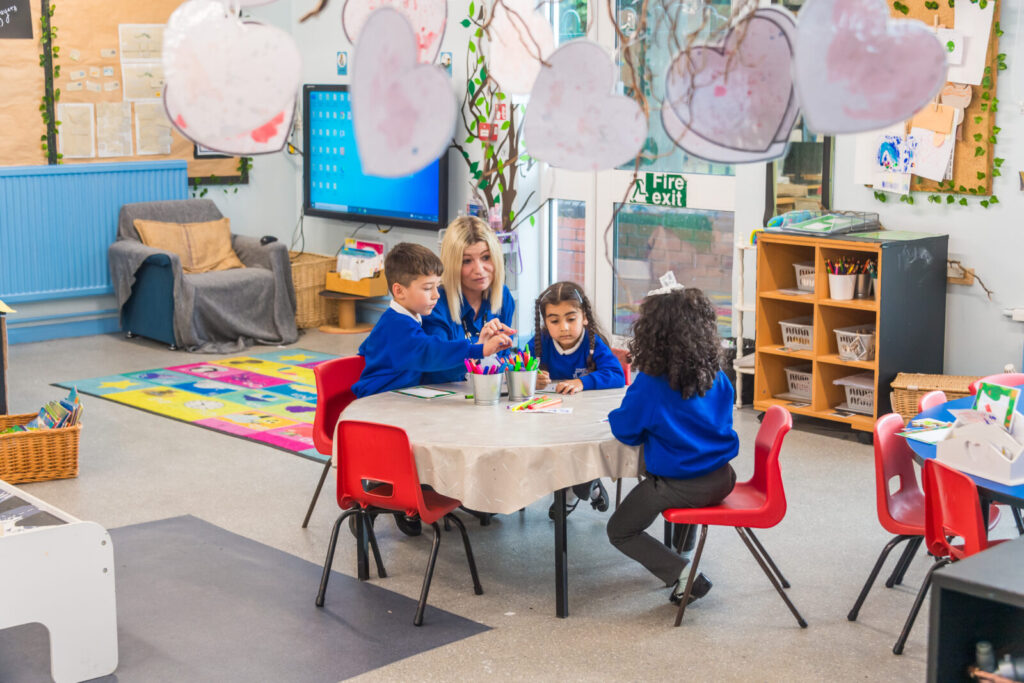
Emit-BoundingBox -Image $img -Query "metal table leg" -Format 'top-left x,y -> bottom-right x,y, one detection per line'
554,488 -> 568,618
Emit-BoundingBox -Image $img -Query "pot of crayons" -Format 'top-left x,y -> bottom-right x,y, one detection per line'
506,349 -> 540,401
465,359 -> 505,406
857,259 -> 876,299
826,257 -> 859,300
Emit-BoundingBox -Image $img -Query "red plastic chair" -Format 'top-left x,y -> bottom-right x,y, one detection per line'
969,372 -> 1024,395
611,347 -> 631,386
917,390 -> 947,412
661,405 -> 806,628
301,355 -> 365,528
893,459 -> 1006,654
315,420 -> 483,626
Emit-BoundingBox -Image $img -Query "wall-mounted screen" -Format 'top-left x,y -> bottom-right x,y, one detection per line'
302,83 -> 448,230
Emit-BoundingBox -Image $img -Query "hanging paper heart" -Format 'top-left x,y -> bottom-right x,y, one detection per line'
163,0 -> 301,152
793,0 -> 947,135
523,41 -> 647,172
343,0 -> 447,64
488,0 -> 555,94
662,6 -> 798,164
351,8 -> 456,177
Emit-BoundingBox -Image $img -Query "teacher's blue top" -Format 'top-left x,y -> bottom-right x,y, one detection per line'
421,284 -> 516,384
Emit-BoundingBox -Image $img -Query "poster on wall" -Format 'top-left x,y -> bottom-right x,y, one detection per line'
0,1 -> 33,39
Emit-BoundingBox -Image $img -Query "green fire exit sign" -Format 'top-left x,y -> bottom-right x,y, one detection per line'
630,173 -> 687,208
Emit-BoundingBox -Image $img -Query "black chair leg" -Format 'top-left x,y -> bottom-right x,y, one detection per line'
301,457 -> 333,528
316,509 -> 355,607
1013,506 -> 1024,536
674,524 -> 708,627
745,529 -> 790,589
847,534 -> 915,621
363,512 -> 387,579
736,527 -> 807,628
664,520 -> 673,547
615,478 -> 622,509
446,513 -> 484,595
414,521 -> 444,627
458,506 -> 494,526
886,536 -> 922,588
893,557 -> 951,655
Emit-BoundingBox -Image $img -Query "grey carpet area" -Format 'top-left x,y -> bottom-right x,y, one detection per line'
0,515 -> 489,683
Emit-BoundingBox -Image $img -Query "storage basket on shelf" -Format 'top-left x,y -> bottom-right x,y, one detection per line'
783,364 -> 812,401
0,414 -> 80,484
289,251 -> 338,329
833,373 -> 875,415
889,373 -> 981,422
779,316 -> 814,351
792,263 -> 815,292
835,324 -> 875,362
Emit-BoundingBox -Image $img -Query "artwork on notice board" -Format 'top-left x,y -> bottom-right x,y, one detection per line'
351,9 -> 455,177
343,0 -> 447,63
947,0 -> 994,86
194,144 -> 230,159
523,40 -> 647,172
336,50 -> 348,76
440,51 -> 452,76
661,7 -> 798,164
0,1 -> 33,40
487,0 -> 554,94
793,0 -> 947,135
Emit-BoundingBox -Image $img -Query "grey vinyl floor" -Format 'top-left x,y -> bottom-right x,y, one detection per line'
7,330 -> 1016,681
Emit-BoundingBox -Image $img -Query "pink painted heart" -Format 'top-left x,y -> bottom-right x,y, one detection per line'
794,0 -> 948,135
351,8 -> 456,177
523,41 -> 647,172
164,0 -> 301,149
488,0 -> 554,94
663,7 -> 798,162
344,0 -> 447,64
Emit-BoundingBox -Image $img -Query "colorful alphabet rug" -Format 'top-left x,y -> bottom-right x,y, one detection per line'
57,349 -> 338,463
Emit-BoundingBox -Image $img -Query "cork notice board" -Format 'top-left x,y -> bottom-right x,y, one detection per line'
0,1 -> 47,167
888,1 -> 1000,197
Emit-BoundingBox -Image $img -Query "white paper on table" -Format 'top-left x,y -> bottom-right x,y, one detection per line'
908,126 -> 955,182
903,427 -> 953,444
947,0 -> 994,85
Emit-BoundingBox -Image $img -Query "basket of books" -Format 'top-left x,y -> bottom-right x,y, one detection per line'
889,373 -> 981,423
0,389 -> 83,484
290,251 -> 337,329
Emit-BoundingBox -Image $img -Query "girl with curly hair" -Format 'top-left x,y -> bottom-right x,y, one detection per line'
607,286 -> 739,605
526,281 -> 625,517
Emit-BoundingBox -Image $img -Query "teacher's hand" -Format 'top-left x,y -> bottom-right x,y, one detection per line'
482,318 -> 516,338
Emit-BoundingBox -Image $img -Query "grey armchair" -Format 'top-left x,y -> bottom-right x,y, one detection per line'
108,199 -> 298,353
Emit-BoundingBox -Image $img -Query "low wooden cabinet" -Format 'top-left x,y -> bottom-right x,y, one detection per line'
753,231 -> 948,433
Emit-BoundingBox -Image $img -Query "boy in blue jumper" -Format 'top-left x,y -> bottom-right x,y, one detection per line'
607,286 -> 739,605
352,243 -> 513,398
526,281 -> 624,517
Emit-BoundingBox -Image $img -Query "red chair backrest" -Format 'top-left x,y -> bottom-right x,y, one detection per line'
335,420 -> 432,521
611,347 -> 631,385
874,413 -> 925,534
312,356 -> 365,455
747,405 -> 792,523
923,459 -> 990,560
969,373 -> 1024,395
918,390 -> 947,413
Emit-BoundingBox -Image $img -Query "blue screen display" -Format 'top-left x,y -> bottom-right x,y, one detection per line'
305,89 -> 442,224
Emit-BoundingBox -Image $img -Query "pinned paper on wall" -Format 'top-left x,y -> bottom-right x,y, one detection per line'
793,0 -> 948,135
936,28 -> 964,66
910,102 -> 955,135
488,0 -> 555,94
163,0 -> 301,155
946,0 -> 994,86
661,6 -> 798,164
56,103 -> 95,159
876,133 -> 915,174
523,40 -> 647,171
907,126 -> 954,182
343,0 -> 447,63
351,8 -> 456,177
852,122 -> 912,195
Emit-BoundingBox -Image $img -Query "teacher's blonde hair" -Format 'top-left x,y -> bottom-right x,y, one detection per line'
440,216 -> 505,318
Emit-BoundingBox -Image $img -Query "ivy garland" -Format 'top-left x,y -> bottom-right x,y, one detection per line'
39,3 -> 61,163
190,156 -> 254,198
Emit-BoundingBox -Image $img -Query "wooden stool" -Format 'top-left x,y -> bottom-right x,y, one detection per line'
318,290 -> 373,334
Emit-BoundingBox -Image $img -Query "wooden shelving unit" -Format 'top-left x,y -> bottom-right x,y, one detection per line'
753,232 -> 948,433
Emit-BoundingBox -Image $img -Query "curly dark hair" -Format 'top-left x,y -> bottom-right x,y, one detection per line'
533,281 -> 608,373
627,287 -> 720,399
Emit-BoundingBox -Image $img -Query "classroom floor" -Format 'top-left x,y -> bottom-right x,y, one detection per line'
7,330 -> 1016,681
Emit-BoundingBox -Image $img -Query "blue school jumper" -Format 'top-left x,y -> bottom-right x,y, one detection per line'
353,307 -> 484,397
608,370 -> 739,479
527,331 -> 625,391
421,284 -> 516,384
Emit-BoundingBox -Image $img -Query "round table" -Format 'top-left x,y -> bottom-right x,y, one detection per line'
343,382 -> 641,617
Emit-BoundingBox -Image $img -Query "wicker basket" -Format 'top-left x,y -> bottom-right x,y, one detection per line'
890,373 -> 981,422
0,413 -> 81,483
290,251 -> 337,329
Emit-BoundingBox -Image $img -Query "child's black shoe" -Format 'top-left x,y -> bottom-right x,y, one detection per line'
548,497 -> 580,520
669,573 -> 712,605
589,480 -> 609,512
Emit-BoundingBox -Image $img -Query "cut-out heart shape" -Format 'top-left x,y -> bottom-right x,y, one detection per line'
351,8 -> 456,177
163,0 -> 301,152
523,41 -> 647,172
662,6 -> 798,164
793,0 -> 947,135
488,0 -> 555,94
343,0 -> 447,64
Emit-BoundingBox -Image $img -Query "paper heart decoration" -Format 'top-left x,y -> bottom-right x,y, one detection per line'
661,7 -> 798,164
343,0 -> 447,64
793,0 -> 947,135
163,0 -> 301,153
523,41 -> 647,172
351,8 -> 456,177
488,0 -> 555,94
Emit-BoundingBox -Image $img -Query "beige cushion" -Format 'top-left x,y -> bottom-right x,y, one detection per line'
134,217 -> 245,274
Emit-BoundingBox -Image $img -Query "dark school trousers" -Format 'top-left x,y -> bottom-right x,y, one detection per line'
607,463 -> 736,586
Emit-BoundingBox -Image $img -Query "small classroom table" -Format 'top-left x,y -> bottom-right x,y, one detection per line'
342,383 -> 641,618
